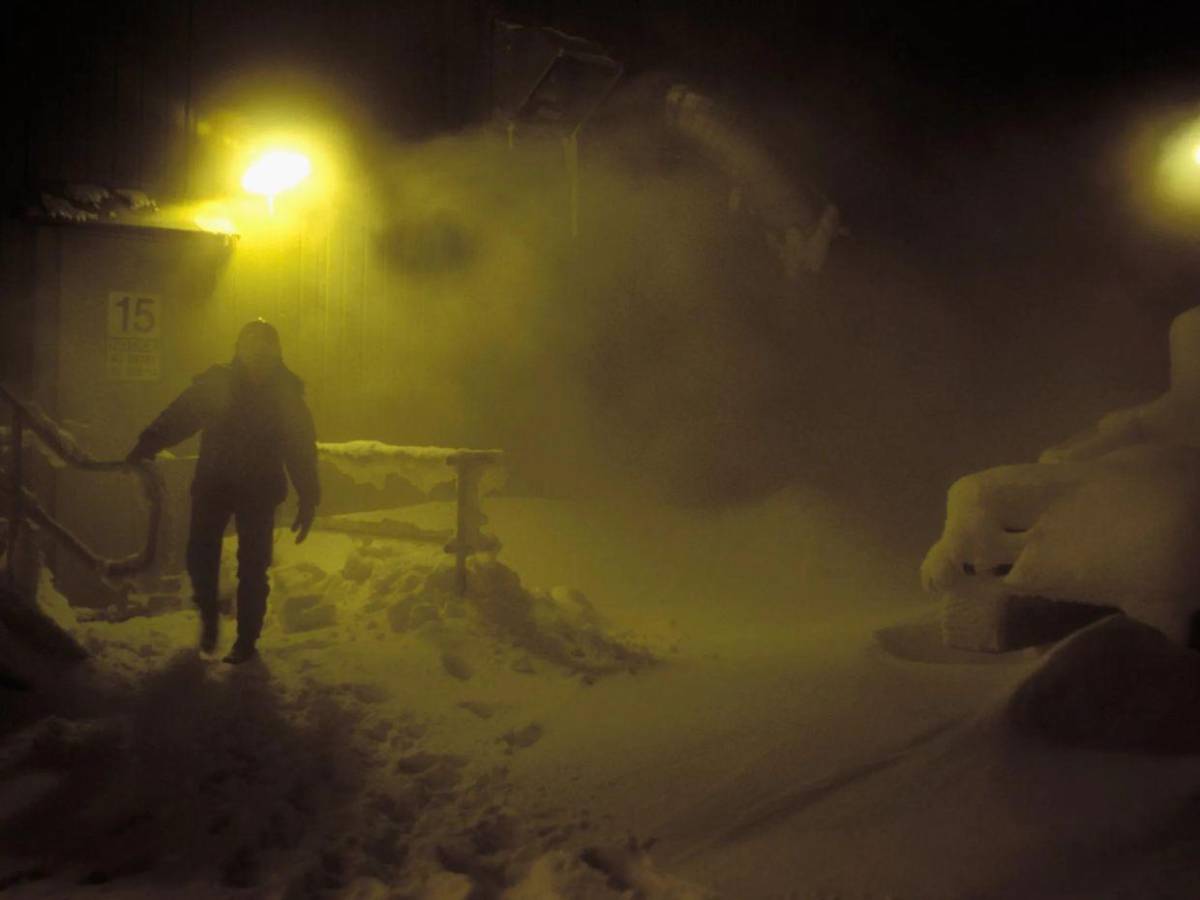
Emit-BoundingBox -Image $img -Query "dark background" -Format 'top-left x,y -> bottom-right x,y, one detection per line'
7,1 -> 1200,219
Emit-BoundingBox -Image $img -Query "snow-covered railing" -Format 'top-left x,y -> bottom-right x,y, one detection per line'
0,384 -> 164,586
318,441 -> 504,595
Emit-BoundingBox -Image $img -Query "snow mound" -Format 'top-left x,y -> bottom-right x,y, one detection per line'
1007,615 -> 1200,753
267,532 -> 658,680
380,559 -> 658,679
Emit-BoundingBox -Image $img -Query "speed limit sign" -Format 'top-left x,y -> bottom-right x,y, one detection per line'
107,292 -> 161,381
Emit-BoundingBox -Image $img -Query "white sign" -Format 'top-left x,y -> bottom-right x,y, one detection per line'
107,292 -> 161,381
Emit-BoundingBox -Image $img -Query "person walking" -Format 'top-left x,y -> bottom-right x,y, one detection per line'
127,319 -> 319,664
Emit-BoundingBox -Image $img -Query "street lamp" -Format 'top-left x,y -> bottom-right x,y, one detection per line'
241,150 -> 312,213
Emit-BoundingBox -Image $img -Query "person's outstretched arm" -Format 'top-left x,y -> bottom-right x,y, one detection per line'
283,392 -> 320,544
126,372 -> 218,462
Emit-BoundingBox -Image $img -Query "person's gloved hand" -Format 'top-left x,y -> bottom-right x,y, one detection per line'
291,503 -> 315,544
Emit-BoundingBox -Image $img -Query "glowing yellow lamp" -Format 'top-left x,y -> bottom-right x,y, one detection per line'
1153,116 -> 1200,216
241,150 -> 311,212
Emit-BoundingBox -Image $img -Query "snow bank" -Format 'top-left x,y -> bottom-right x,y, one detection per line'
428,561 -> 656,677
268,538 -> 657,680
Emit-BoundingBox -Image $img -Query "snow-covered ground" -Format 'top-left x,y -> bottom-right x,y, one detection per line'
4,489 -> 1200,898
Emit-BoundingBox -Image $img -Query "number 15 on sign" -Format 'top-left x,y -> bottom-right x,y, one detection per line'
108,292 -> 161,337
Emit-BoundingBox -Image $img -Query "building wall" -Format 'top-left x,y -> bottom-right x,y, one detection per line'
5,222 -> 232,599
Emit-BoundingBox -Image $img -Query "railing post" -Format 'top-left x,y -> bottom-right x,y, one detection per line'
444,451 -> 502,596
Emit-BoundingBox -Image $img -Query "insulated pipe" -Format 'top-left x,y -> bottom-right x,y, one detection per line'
664,83 -> 840,278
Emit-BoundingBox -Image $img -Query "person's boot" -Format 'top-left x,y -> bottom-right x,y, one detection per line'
198,602 -> 220,655
222,639 -> 258,665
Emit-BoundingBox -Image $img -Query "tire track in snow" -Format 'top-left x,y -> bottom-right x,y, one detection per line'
677,716 -> 962,859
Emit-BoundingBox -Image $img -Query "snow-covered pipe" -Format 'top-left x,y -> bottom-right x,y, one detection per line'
664,83 -> 840,278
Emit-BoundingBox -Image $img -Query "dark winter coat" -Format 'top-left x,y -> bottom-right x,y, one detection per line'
134,363 -> 320,508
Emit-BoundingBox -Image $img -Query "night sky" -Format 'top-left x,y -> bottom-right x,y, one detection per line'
482,2 -> 1200,302
9,1 -> 1200,237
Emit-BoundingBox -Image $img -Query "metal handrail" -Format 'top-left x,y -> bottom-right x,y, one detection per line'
1,383 -> 163,579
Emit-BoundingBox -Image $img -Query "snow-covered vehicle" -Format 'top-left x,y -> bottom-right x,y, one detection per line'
922,306 -> 1200,651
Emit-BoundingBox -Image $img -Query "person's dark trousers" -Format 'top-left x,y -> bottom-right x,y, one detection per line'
186,488 -> 277,647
